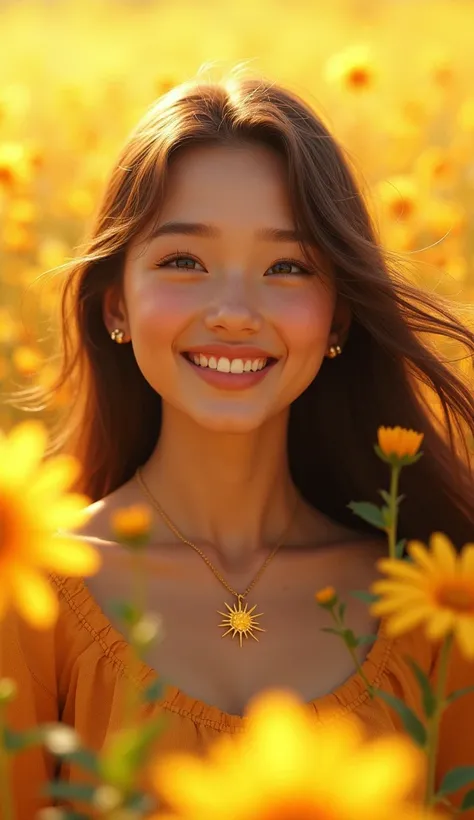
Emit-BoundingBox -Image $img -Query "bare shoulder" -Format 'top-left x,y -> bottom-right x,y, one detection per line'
65,481 -> 141,546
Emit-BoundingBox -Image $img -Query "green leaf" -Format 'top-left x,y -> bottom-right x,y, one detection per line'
347,502 -> 386,529
58,748 -> 101,775
437,766 -> 474,798
3,726 -> 44,753
461,789 -> 474,810
99,715 -> 169,789
446,685 -> 474,706
378,490 -> 391,505
374,689 -> 427,748
395,538 -> 407,559
107,598 -> 142,628
337,602 -> 346,622
350,590 -> 380,605
41,780 -> 96,802
355,633 -> 377,646
342,629 -> 358,649
321,627 -> 342,637
405,657 -> 437,719
143,678 -> 166,703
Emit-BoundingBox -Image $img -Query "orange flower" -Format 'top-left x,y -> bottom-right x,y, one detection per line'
110,503 -> 153,544
377,426 -> 424,460
315,586 -> 337,606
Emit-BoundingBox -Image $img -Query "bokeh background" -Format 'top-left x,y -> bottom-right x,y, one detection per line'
1,0 -> 473,435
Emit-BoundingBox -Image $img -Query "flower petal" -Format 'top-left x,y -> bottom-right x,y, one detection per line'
10,565 -> 59,628
430,532 -> 457,574
461,544 -> 474,576
0,422 -> 48,487
425,609 -> 455,641
376,558 -> 425,584
407,541 -> 438,574
454,616 -> 474,661
35,537 -> 102,576
384,606 -> 429,637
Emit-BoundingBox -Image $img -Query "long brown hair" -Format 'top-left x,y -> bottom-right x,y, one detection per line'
6,67 -> 474,548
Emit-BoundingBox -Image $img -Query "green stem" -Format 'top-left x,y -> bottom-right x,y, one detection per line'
388,465 -> 401,560
122,552 -> 146,730
0,629 -> 15,820
425,632 -> 453,807
333,611 -> 374,698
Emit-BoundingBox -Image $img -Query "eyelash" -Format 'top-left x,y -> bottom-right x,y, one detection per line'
154,249 -> 314,277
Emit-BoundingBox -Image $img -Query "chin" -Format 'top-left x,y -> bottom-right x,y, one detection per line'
186,406 -> 270,434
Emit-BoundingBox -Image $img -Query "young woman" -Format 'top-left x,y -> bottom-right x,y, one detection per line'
6,68 -> 474,817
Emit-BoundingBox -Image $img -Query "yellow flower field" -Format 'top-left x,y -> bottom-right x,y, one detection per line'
1,0 -> 474,433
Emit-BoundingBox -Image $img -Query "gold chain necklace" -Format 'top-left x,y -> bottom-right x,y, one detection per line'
134,467 -> 299,647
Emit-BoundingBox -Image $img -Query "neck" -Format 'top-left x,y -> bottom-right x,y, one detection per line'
137,403 -> 311,572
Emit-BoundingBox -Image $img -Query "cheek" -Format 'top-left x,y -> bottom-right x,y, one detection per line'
276,287 -> 334,358
128,283 -> 194,351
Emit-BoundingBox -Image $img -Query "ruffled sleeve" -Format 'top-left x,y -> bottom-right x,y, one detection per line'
434,639 -> 474,818
3,595 -> 60,819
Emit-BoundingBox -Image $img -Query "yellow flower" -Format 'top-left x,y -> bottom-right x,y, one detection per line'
149,689 -> 431,820
12,345 -> 43,376
377,176 -> 419,222
377,426 -> 424,460
0,421 -> 100,628
324,45 -> 376,92
315,586 -> 337,605
371,533 -> 474,659
110,503 -> 153,543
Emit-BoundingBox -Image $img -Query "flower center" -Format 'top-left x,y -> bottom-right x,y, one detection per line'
437,583 -> 474,613
259,800 -> 337,820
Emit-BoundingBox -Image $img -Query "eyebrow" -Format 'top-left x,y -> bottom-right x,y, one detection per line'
147,220 -> 313,244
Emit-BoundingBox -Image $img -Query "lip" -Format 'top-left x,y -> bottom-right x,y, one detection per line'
180,353 -> 279,391
183,344 -> 279,360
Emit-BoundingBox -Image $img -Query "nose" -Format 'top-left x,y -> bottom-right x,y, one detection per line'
204,274 -> 262,334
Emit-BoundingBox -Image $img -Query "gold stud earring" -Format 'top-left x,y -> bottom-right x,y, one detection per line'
327,344 -> 342,358
110,328 -> 126,344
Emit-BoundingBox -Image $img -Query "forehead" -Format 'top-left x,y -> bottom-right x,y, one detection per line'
159,142 -> 293,221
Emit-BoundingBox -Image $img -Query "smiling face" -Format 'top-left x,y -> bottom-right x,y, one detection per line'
104,141 -> 350,433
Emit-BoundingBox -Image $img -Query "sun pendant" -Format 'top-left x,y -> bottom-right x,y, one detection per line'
217,596 -> 265,647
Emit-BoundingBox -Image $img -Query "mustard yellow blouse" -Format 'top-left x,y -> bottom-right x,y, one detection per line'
4,572 -> 474,819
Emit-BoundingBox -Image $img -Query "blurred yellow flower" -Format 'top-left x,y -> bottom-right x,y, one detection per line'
377,176 -> 419,222
377,426 -> 424,460
424,200 -> 466,241
371,533 -> 474,659
2,223 -> 35,253
0,309 -> 20,345
150,689 -> 431,820
37,237 -> 70,271
415,147 -> 456,187
0,421 -> 100,628
12,345 -> 43,376
110,503 -> 153,543
457,98 -> 474,131
324,45 -> 376,92
7,197 -> 38,226
0,142 -> 32,189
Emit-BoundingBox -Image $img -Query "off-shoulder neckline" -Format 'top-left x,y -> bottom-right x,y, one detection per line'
50,572 -> 395,730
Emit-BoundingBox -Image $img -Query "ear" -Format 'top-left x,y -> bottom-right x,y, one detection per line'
328,294 -> 352,348
102,283 -> 130,339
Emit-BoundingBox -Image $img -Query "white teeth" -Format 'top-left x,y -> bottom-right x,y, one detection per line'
217,358 -> 231,373
188,354 -> 268,373
230,359 -> 244,374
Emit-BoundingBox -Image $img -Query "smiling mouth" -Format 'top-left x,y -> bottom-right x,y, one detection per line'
181,352 -> 278,376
